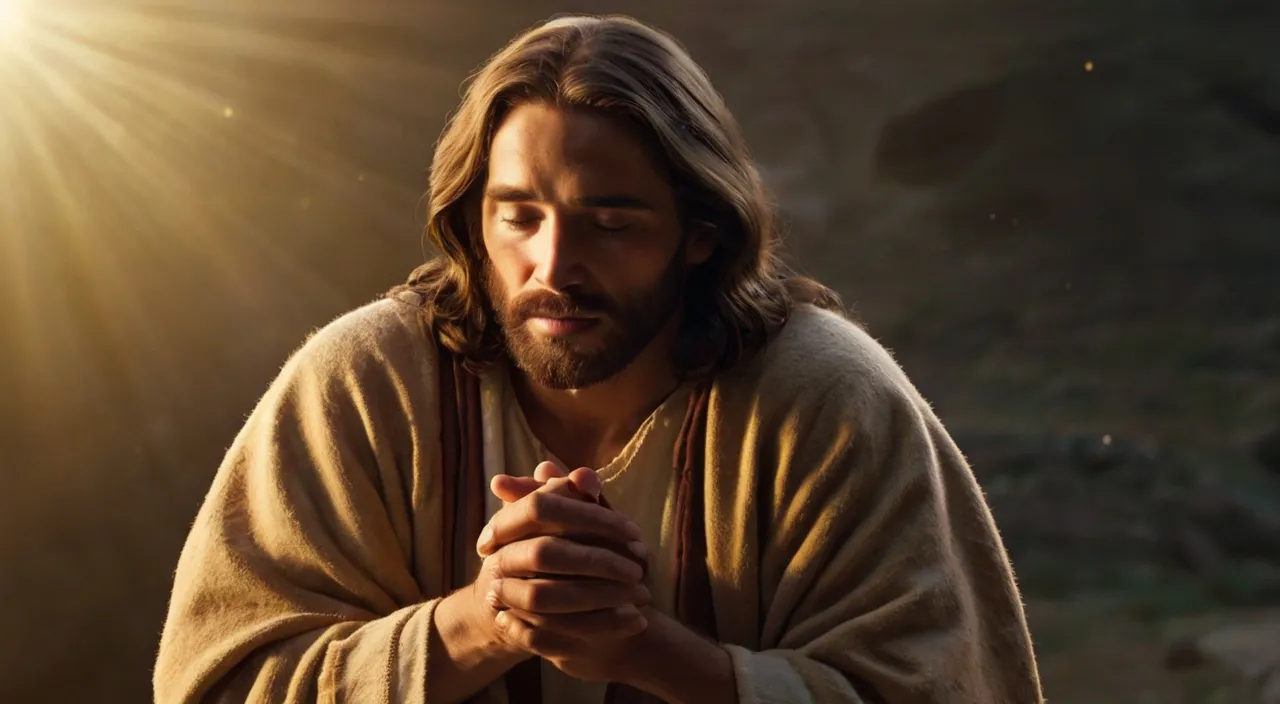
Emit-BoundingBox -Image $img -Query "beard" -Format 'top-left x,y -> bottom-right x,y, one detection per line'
483,250 -> 687,390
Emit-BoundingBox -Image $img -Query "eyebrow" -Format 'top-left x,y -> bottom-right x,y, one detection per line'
484,185 -> 655,211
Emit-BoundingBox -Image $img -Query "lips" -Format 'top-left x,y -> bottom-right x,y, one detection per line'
528,316 -> 600,337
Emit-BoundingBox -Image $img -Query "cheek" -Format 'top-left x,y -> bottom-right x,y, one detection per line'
483,230 -> 533,285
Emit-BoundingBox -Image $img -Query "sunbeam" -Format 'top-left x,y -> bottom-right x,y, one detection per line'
0,0 -> 26,38
0,2 -> 453,452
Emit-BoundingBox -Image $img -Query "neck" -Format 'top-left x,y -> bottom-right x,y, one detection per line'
509,319 -> 682,470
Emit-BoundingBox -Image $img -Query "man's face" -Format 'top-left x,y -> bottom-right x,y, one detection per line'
480,102 -> 710,390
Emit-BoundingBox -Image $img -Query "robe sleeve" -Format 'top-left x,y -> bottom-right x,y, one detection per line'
153,302 -> 448,704
720,318 -> 1043,703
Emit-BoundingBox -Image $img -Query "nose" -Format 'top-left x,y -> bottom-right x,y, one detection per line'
529,214 -> 586,291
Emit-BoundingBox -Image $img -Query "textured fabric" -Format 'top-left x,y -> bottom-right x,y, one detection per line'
153,293 -> 1044,703
438,351 -> 541,704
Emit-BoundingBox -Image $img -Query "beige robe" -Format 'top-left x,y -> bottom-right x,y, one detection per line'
153,296 -> 1044,703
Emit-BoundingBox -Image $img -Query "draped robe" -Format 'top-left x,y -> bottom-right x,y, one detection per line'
154,294 -> 1044,703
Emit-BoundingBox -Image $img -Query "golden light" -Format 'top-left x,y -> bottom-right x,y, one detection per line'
0,0 -> 26,39
0,3 -> 426,419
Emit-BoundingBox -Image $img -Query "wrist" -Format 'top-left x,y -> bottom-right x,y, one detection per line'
622,610 -> 737,704
436,584 -> 528,668
425,585 -> 531,704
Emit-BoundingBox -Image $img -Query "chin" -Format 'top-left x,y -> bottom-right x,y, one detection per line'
514,348 -> 631,391
529,332 -> 614,362
522,365 -> 614,391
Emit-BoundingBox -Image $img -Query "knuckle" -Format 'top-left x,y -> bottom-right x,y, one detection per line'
588,548 -> 613,576
526,628 -> 559,653
526,493 -> 554,523
601,551 -> 628,580
526,583 -> 551,611
609,607 -> 644,634
601,553 -> 633,583
488,551 -> 507,578
487,573 -> 507,598
623,615 -> 647,636
526,537 -> 554,568
600,513 -> 634,540
524,494 -> 544,522
496,613 -> 528,640
608,552 -> 639,582
575,544 -> 602,574
545,476 -> 574,494
510,625 -> 535,650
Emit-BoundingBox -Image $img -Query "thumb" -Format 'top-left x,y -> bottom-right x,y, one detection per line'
533,461 -> 567,483
490,461 -> 569,504
490,475 -> 544,504
567,467 -> 603,502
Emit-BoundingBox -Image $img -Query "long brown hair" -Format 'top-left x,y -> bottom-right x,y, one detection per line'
389,14 -> 844,377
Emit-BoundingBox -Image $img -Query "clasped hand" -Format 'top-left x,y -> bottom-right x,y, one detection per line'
470,462 -> 653,682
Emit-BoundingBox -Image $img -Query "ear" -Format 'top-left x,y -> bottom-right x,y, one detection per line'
683,220 -> 718,266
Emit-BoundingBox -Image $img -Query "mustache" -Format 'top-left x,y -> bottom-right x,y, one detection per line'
510,291 -> 614,321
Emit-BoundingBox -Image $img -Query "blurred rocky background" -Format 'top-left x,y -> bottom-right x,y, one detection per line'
1,0 -> 1278,701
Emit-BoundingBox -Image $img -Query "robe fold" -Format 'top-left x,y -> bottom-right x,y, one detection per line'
153,295 -> 1043,703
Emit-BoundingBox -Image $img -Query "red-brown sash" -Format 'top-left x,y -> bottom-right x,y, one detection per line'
437,345 -> 716,704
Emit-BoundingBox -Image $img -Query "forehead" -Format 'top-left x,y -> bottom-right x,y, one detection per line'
486,102 -> 672,198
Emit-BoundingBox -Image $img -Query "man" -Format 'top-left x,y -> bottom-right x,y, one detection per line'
155,14 -> 1043,704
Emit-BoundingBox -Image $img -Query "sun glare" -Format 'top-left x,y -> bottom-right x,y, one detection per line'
0,0 -> 25,39
1,3 -> 430,414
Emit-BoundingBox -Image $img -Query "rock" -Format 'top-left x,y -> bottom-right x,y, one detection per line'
957,431 -> 1280,601
1174,525 -> 1227,575
1254,427 -> 1280,474
1208,80 -> 1280,138
960,431 -> 1159,479
1186,483 -> 1280,560
873,82 -> 1008,187
1165,617 -> 1280,703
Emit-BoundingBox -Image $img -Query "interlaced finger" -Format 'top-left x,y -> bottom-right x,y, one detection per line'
478,483 -> 640,556
489,577 -> 650,614
494,535 -> 645,583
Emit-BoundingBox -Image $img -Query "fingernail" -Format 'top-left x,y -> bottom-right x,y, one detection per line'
624,521 -> 642,540
495,611 -> 511,628
627,541 -> 648,560
486,579 -> 503,609
476,526 -> 493,555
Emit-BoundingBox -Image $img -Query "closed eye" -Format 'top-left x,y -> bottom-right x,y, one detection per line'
500,215 -> 540,232
594,211 -> 633,233
595,221 -> 631,233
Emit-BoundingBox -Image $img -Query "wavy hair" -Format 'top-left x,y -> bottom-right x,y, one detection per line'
389,14 -> 844,377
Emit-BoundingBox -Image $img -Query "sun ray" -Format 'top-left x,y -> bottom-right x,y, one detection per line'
0,0 -> 26,39
1,1 -> 465,440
